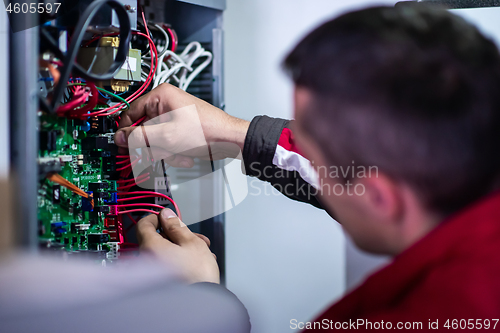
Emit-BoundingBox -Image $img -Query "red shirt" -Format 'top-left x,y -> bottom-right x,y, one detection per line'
304,191 -> 500,332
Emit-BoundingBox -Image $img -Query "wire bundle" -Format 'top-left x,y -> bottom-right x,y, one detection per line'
82,36 -> 158,118
56,80 -> 98,117
42,8 -> 184,248
50,0 -> 131,113
47,173 -> 94,208
148,40 -> 213,91
114,153 -> 182,219
117,191 -> 182,220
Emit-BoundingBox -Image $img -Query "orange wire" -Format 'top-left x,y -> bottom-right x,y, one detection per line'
47,173 -> 94,208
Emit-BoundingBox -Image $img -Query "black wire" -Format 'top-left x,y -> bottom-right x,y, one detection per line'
50,0 -> 132,113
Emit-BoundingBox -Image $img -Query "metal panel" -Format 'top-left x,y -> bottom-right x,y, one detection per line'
112,0 -> 138,30
206,27 -> 226,283
176,0 -> 226,11
212,28 -> 224,110
9,2 -> 39,250
165,1 -> 221,43
0,5 -> 9,178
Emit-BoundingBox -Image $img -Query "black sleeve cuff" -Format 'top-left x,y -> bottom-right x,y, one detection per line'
243,115 -> 290,177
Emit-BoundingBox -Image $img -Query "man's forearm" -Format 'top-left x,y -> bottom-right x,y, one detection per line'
225,116 -> 250,151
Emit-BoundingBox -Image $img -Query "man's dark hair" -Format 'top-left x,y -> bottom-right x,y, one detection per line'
284,5 -> 500,214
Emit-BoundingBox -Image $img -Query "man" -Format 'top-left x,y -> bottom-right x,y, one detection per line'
115,5 -> 500,331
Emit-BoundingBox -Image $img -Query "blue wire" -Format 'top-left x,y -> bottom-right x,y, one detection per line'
68,78 -> 86,82
98,90 -> 109,99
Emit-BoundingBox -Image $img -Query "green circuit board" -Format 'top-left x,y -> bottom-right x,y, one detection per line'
37,114 -> 121,259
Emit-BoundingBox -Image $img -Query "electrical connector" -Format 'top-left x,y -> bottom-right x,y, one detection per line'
106,192 -> 118,204
88,233 -> 110,244
108,205 -> 118,215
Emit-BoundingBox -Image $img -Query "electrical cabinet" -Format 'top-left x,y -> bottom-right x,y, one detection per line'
8,0 -> 227,279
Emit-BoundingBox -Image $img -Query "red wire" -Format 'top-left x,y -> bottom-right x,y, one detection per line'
116,173 -> 150,183
115,158 -> 139,171
115,164 -> 132,171
142,10 -> 151,39
74,14 -> 157,121
117,203 -> 165,210
57,86 -> 90,113
116,178 -> 146,185
115,161 -> 135,171
111,12 -> 161,244
126,213 -> 138,224
73,82 -> 98,117
118,209 -> 159,215
120,167 -> 133,180
131,115 -> 147,127
116,159 -> 132,165
56,81 -> 97,117
117,195 -> 160,201
117,176 -> 150,190
117,191 -> 172,199
117,191 -> 182,220
84,31 -> 158,118
166,27 -> 178,52
117,216 -> 125,243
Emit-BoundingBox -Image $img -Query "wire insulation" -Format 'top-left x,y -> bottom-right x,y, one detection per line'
51,0 -> 131,111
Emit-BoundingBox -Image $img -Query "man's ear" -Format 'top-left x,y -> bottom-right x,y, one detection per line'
355,173 -> 404,224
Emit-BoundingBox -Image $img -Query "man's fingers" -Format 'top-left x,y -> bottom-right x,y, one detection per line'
114,126 -> 135,148
159,208 -> 196,245
120,144 -> 195,169
119,91 -> 155,128
118,110 -> 139,128
146,147 -> 194,168
195,233 -> 211,247
117,146 -> 128,155
120,84 -> 175,128
162,153 -> 195,168
119,96 -> 147,128
114,122 -> 170,149
136,214 -> 161,245
114,125 -> 147,148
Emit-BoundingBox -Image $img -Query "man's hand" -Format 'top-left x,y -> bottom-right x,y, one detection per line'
137,208 -> 220,284
114,83 -> 249,167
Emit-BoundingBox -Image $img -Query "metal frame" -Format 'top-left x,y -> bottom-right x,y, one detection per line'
177,0 -> 226,11
9,1 -> 39,250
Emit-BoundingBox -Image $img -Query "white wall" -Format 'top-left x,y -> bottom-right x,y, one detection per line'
224,1 -> 396,332
452,7 -> 500,48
